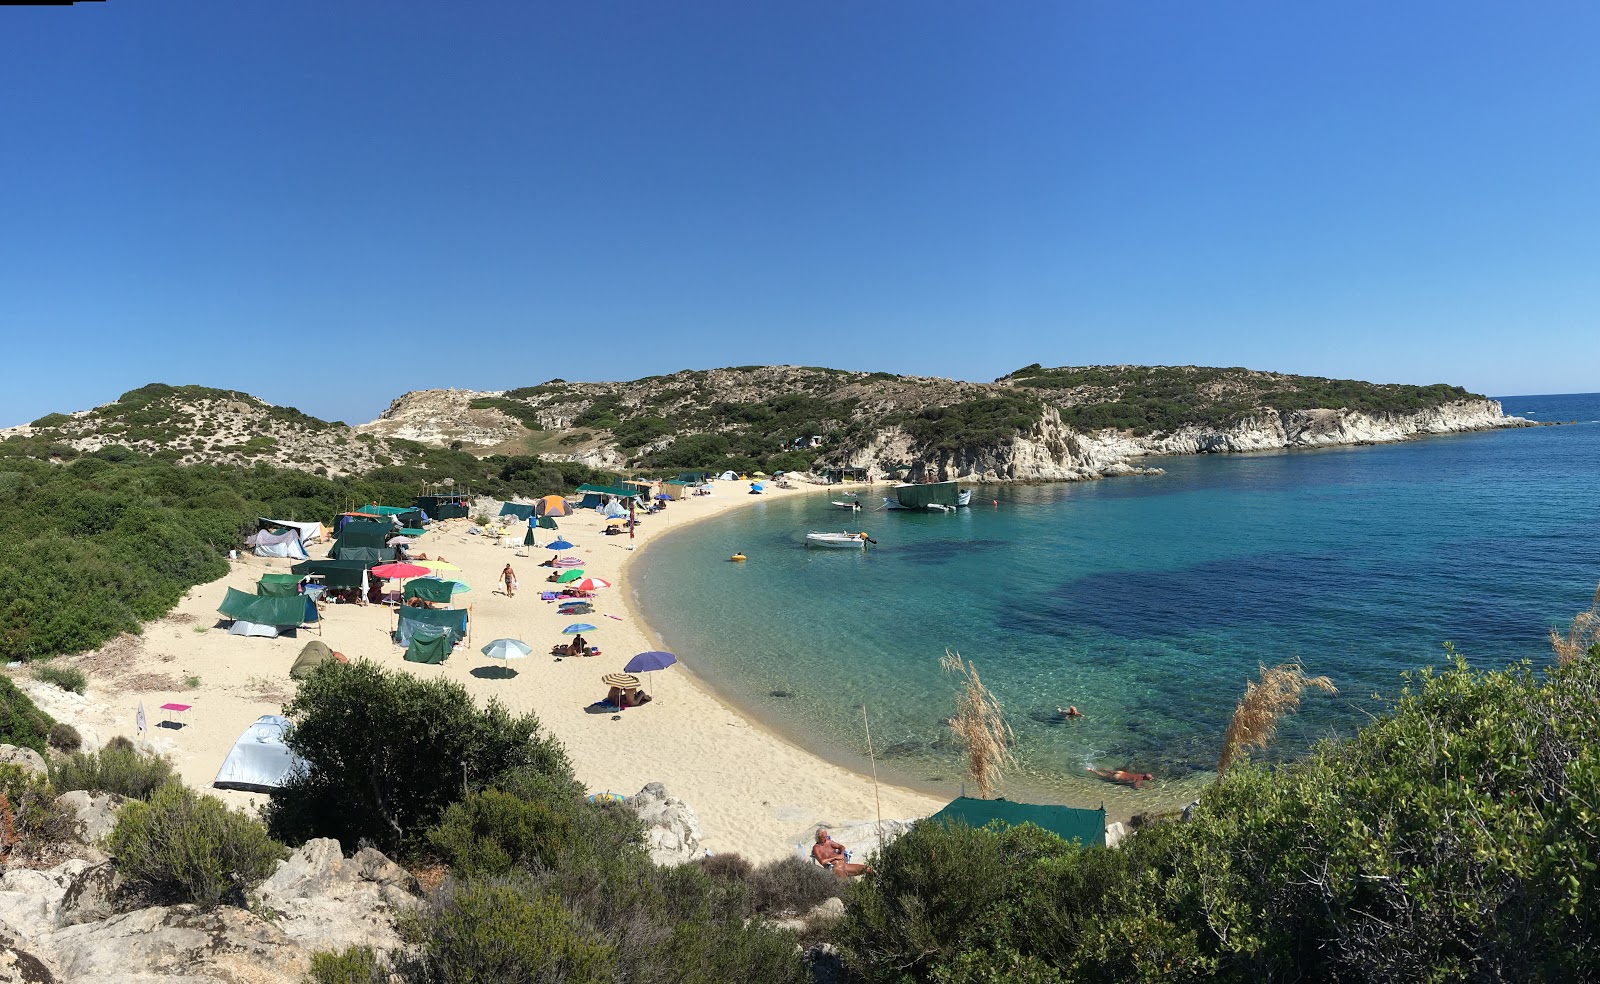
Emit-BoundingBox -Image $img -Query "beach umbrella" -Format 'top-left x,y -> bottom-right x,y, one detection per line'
481,638 -> 532,660
386,536 -> 412,546
563,623 -> 598,634
554,557 -> 584,567
555,569 -> 585,583
547,538 -> 575,550
602,672 -> 641,689
606,518 -> 626,525
654,492 -> 671,500
752,471 -> 767,477
624,651 -> 677,673
569,577 -> 611,591
413,559 -> 460,571
371,562 -> 430,580
441,580 -> 471,594
537,516 -> 559,530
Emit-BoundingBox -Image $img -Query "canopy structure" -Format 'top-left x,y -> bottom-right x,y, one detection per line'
396,607 -> 468,647
416,493 -> 470,520
576,483 -> 644,509
499,502 -> 537,521
331,520 -> 396,559
404,628 -> 451,664
330,545 -> 388,565
256,576 -> 300,597
218,588 -> 318,637
213,715 -> 307,792
927,797 -> 1106,848
291,558 -> 370,589
403,578 -> 459,604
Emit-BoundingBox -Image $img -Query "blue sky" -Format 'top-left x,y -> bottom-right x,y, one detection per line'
3,1 -> 1597,427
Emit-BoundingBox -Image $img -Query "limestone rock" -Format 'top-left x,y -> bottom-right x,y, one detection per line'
256,839 -> 418,956
0,861 -> 92,940
0,746 -> 45,777
54,792 -> 125,847
627,783 -> 704,866
54,862 -> 123,929
49,904 -> 310,984
0,927 -> 58,984
1104,821 -> 1128,850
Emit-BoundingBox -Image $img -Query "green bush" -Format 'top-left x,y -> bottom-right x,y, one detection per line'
32,663 -> 87,694
747,855 -> 843,917
50,741 -> 176,800
0,764 -> 76,859
394,875 -> 617,983
0,676 -> 54,754
427,787 -> 582,877
47,722 -> 81,753
107,782 -> 288,908
306,946 -> 387,984
266,661 -> 571,857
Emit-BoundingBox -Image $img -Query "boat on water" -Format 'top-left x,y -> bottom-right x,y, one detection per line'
805,531 -> 872,549
883,480 -> 972,511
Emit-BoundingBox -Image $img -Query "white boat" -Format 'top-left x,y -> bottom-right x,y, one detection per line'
806,531 -> 871,549
831,498 -> 864,510
957,489 -> 972,507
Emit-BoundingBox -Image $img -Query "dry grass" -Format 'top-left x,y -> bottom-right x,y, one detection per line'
1550,585 -> 1600,667
940,649 -> 1017,799
1217,659 -> 1337,775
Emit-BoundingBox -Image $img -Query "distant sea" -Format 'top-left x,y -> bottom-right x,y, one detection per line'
633,394 -> 1600,810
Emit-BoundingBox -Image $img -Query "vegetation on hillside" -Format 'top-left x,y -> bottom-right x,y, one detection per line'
1002,364 -> 1480,436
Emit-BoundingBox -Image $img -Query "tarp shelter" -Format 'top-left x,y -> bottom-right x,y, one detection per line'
256,576 -> 300,597
290,640 -> 337,679
246,527 -> 308,560
331,545 -> 388,565
213,715 -> 307,792
359,505 -> 422,527
662,482 -> 691,500
332,520 -> 394,555
403,578 -> 459,604
416,494 -> 470,520
576,483 -> 642,509
218,588 -> 318,638
499,502 -> 536,521
291,559 -> 369,590
404,628 -> 451,664
258,518 -> 325,545
927,797 -> 1106,848
533,495 -> 570,518
396,607 -> 468,647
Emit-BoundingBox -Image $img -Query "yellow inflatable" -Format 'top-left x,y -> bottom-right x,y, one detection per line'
730,553 -> 747,562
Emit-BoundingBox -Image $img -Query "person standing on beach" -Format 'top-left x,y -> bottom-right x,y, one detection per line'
502,563 -> 517,598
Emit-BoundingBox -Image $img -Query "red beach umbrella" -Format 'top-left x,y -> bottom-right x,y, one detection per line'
371,562 -> 430,580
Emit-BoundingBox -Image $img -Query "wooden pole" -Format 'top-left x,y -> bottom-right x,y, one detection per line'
863,704 -> 884,854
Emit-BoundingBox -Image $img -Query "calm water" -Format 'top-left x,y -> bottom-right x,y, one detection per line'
634,394 -> 1600,810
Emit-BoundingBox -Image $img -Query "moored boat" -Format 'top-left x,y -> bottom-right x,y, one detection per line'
884,480 -> 968,511
805,531 -> 872,548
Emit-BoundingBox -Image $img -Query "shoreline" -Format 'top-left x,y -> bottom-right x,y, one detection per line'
22,479 -> 947,863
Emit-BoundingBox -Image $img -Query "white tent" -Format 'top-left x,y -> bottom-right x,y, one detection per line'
247,528 -> 308,559
718,470 -> 738,481
260,518 -> 325,545
213,715 -> 306,792
227,620 -> 285,638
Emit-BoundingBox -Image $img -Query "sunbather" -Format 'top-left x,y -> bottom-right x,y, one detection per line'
1085,767 -> 1154,788
811,829 -> 872,879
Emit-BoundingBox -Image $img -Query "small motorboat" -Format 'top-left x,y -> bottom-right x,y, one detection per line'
806,531 -> 874,549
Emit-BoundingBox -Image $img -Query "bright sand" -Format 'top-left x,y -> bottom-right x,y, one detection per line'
37,480 -> 944,861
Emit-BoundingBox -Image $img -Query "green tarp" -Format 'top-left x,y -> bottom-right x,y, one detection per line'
416,495 -> 470,520
575,483 -> 643,498
336,520 -> 393,549
359,504 -> 410,515
499,503 -> 536,520
256,578 -> 299,597
330,545 -> 388,564
396,607 -> 468,647
291,559 -> 370,589
927,797 -> 1106,848
397,528 -> 426,537
258,573 -> 302,585
404,629 -> 450,664
403,579 -> 458,604
218,588 -> 317,627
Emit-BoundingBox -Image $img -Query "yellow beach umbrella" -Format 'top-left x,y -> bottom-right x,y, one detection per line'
413,560 -> 460,571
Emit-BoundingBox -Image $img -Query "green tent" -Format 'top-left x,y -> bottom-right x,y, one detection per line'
335,520 -> 393,549
256,577 -> 300,597
290,640 -> 337,679
927,797 -> 1107,848
330,545 -> 389,564
218,588 -> 317,628
259,573 -> 301,585
404,629 -> 450,664
403,579 -> 458,604
397,607 -> 468,647
292,559 -> 369,589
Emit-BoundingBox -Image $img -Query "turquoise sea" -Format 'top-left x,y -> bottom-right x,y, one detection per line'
633,394 -> 1600,812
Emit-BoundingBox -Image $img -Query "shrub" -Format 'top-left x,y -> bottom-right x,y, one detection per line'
50,742 -> 176,800
47,722 -> 81,753
747,855 -> 843,917
32,663 -> 87,694
393,875 -> 617,983
427,787 -> 582,877
0,764 -> 76,859
306,946 -> 387,984
266,661 -> 570,857
0,676 -> 54,755
108,782 -> 288,908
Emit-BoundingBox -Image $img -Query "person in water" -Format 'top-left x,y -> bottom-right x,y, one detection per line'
1058,705 -> 1083,719
1086,767 -> 1153,789
810,828 -> 872,879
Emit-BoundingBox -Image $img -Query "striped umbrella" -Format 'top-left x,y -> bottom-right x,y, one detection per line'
602,672 -> 641,689
569,577 -> 611,591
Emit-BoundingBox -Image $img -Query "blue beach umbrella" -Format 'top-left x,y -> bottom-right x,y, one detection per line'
442,580 -> 470,594
563,623 -> 598,634
547,538 -> 575,550
623,651 -> 677,673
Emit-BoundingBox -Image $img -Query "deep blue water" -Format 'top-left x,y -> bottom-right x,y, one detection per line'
633,394 -> 1600,809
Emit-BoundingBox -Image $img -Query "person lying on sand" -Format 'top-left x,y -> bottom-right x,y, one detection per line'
1085,767 -> 1153,789
605,686 -> 652,709
811,829 -> 872,879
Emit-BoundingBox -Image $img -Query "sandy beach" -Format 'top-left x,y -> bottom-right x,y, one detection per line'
23,479 -> 945,861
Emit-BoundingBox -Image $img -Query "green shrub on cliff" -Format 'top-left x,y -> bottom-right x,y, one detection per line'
0,677 -> 54,755
108,782 -> 287,908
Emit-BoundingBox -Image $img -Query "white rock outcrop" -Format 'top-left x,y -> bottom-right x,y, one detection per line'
627,782 -> 705,866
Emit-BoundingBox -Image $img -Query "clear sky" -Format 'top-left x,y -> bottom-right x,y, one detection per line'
3,1 -> 1597,427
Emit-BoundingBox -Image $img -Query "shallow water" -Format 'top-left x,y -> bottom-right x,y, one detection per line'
633,394 -> 1600,811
